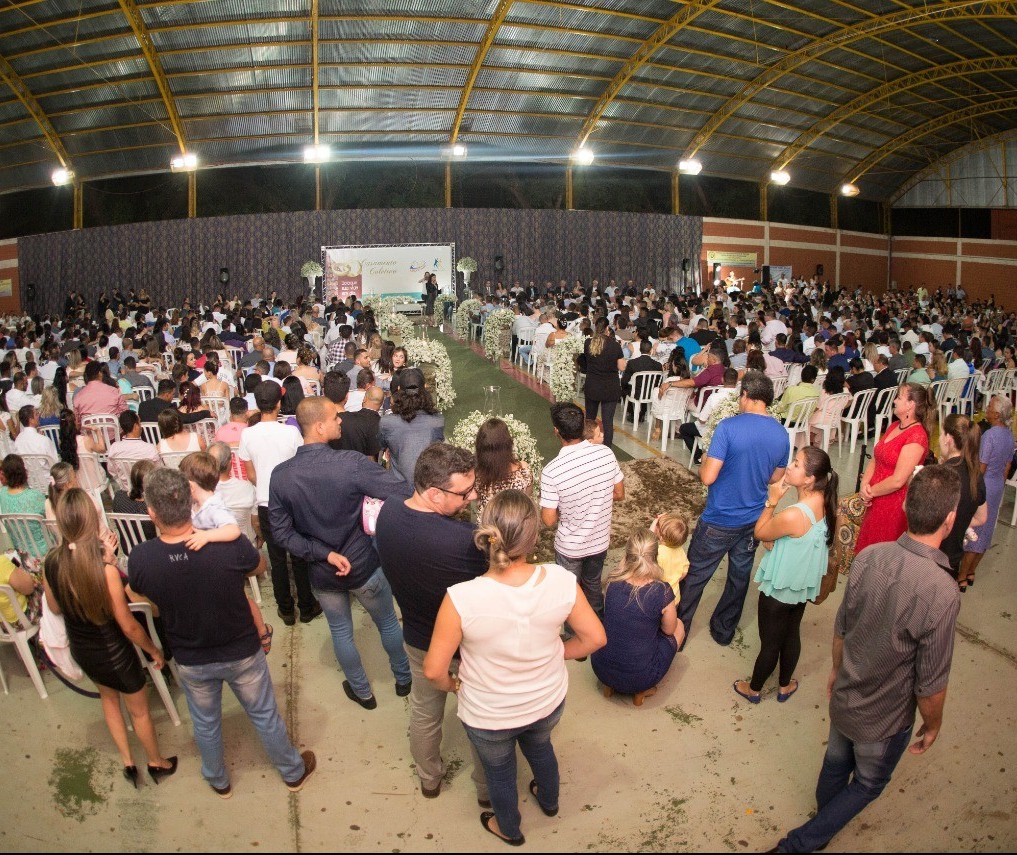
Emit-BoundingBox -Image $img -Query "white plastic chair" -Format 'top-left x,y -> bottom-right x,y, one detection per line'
514,328 -> 535,370
304,379 -> 321,396
839,388 -> 876,456
127,602 -> 180,726
1,513 -> 58,562
786,363 -> 804,387
108,513 -> 152,555
770,375 -> 789,401
622,371 -> 663,428
159,451 -> 190,470
81,414 -> 121,458
647,387 -> 694,452
135,386 -> 154,402
934,377 -> 967,423
784,398 -> 817,465
225,345 -> 245,371
871,386 -> 898,443
105,456 -> 136,493
141,422 -> 161,445
200,396 -> 229,427
20,454 -> 54,492
0,583 -> 47,699
812,393 -> 851,453
39,424 -> 61,453
895,368 -> 910,385
161,352 -> 174,371
186,418 -> 217,447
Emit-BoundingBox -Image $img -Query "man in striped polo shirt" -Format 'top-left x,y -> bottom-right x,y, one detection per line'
540,402 -> 624,622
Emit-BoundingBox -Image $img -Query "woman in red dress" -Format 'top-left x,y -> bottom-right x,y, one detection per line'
854,383 -> 932,554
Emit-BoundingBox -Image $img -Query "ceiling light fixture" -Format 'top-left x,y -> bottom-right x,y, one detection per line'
841,183 -> 860,197
51,168 -> 73,186
451,144 -> 467,158
170,152 -> 198,172
571,147 -> 595,166
303,144 -> 331,164
770,170 -> 791,186
678,159 -> 702,175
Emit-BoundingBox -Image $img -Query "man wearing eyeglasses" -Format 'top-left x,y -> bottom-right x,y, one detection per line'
375,443 -> 490,803
268,396 -> 413,710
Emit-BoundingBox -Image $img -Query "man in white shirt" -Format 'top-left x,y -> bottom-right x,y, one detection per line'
106,410 -> 162,490
12,406 -> 57,464
760,311 -> 788,352
5,373 -> 39,413
947,350 -> 971,380
238,382 -> 319,625
540,403 -> 624,628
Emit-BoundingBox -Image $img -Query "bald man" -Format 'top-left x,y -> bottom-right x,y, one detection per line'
336,385 -> 383,460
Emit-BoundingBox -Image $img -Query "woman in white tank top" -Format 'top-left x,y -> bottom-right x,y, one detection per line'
424,490 -> 605,846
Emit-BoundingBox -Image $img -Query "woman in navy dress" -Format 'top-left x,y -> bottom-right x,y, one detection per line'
592,529 -> 683,698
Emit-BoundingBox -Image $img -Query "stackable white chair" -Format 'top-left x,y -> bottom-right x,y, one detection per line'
127,602 -> 180,726
108,513 -> 152,555
786,363 -> 804,387
895,368 -> 910,385
838,388 -> 876,456
770,375 -> 789,401
622,371 -> 663,428
201,396 -> 229,427
304,379 -> 321,396
0,584 -> 47,699
134,386 -> 154,402
225,345 -> 245,371
19,454 -> 54,492
1,513 -> 58,562
871,385 -> 898,443
784,398 -> 818,465
81,414 -> 121,460
39,424 -> 61,453
812,393 -> 851,453
646,387 -> 694,453
186,418 -> 218,447
514,328 -> 535,370
141,422 -> 161,445
159,451 -> 190,470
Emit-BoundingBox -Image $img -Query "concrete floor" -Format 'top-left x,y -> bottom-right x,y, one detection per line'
4,431 -> 1017,852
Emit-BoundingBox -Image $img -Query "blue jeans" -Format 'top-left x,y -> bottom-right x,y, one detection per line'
779,723 -> 913,852
555,550 -> 606,616
313,567 -> 411,699
678,520 -> 758,647
176,651 -> 304,789
463,701 -> 566,840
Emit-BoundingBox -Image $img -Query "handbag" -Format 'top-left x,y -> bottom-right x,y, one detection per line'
40,597 -> 85,682
361,497 -> 384,536
827,492 -> 869,581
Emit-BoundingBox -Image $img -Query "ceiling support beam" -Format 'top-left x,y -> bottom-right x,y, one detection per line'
574,0 -> 724,150
685,0 -> 1017,162
0,52 -> 73,170
450,0 -> 513,145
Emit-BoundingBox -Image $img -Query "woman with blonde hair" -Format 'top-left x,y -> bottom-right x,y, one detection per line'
591,528 -> 681,704
424,490 -> 605,846
42,488 -> 177,787
38,386 -> 62,427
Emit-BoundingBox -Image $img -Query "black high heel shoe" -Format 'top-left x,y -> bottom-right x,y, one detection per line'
123,765 -> 139,789
147,756 -> 178,785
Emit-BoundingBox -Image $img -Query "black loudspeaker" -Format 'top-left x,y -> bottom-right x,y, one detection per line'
25,283 -> 36,302
816,264 -> 824,277
762,266 -> 771,287
682,258 -> 690,272
493,255 -> 504,273
219,267 -> 230,284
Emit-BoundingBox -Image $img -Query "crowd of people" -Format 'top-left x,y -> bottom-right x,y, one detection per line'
0,272 -> 1012,851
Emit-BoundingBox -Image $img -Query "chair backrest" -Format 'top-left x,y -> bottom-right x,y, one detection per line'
770,375 -> 789,400
844,388 -> 876,420
159,450 -> 190,469
39,424 -> 61,453
630,371 -> 663,401
225,345 -> 245,371
873,385 -> 897,418
786,363 -> 804,387
76,450 -> 109,494
304,379 -> 321,396
20,454 -> 54,492
201,396 -> 229,426
81,414 -> 121,451
516,328 -> 535,347
785,397 -> 817,432
141,421 -> 161,445
108,513 -> 152,555
820,392 -> 851,417
0,583 -> 33,636
161,352 -> 174,370
895,368 -> 910,385
135,386 -> 154,402
1,513 -> 58,561
105,456 -> 134,492
185,418 -> 217,446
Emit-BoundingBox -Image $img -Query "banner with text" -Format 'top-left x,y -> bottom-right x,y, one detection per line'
322,243 -> 455,303
706,250 -> 758,268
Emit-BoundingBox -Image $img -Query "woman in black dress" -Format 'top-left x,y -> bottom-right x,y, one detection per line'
583,317 -> 626,448
424,273 -> 439,326
42,489 -> 177,788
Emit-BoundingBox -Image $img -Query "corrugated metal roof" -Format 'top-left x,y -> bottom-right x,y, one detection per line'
1,0 -> 1016,202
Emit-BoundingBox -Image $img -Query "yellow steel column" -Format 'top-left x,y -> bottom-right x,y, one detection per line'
445,161 -> 452,208
315,165 -> 321,211
188,171 -> 196,218
566,165 -> 574,211
672,170 -> 680,215
73,181 -> 83,230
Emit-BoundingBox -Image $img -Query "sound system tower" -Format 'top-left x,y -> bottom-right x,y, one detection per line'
816,264 -> 824,277
762,266 -> 771,287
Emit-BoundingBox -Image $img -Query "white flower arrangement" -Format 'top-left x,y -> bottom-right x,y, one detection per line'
482,308 -> 515,361
402,337 -> 456,411
433,293 -> 458,319
362,295 -> 403,316
453,299 -> 482,339
550,335 -> 585,402
450,410 -> 543,486
378,311 -> 415,341
699,393 -> 781,454
456,257 -> 478,274
300,261 -> 324,278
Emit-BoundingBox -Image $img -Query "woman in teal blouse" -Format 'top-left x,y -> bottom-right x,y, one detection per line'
734,446 -> 838,704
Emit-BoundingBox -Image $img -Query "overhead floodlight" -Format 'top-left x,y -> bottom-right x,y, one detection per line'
841,183 -> 860,197
571,147 -> 595,166
170,152 -> 198,172
678,159 -> 702,175
770,170 -> 791,186
303,144 -> 331,164
452,144 -> 468,158
51,168 -> 73,186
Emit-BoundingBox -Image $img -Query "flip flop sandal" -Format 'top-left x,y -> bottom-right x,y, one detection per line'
260,624 -> 274,655
733,680 -> 761,704
777,679 -> 799,703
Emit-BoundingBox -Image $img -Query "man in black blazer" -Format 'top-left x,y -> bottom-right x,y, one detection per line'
621,339 -> 663,396
868,354 -> 898,429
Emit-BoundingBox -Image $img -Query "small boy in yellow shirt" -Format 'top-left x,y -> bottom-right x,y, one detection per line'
651,513 -> 689,600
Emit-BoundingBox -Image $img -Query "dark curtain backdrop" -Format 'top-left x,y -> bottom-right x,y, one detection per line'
20,208 -> 702,316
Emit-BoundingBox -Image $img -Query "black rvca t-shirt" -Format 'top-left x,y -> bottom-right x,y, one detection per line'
128,536 -> 261,666
376,500 -> 487,650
